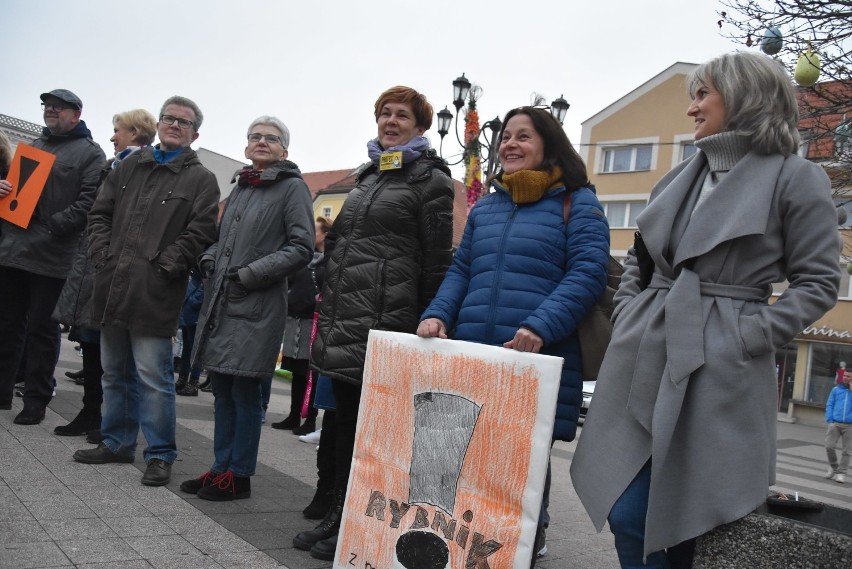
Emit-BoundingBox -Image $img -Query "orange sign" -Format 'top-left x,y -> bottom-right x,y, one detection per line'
335,331 -> 562,568
0,143 -> 56,228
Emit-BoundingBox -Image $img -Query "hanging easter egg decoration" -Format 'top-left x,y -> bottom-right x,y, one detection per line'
760,26 -> 783,55
795,48 -> 821,86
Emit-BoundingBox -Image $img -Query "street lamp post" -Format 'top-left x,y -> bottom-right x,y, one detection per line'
436,73 -> 569,208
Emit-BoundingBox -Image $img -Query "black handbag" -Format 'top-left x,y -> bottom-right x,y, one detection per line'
633,231 -> 654,290
564,193 -> 624,380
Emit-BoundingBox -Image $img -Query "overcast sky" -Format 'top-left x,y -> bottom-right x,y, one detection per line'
5,0 -> 738,179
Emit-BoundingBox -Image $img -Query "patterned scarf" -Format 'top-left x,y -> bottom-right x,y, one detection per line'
366,135 -> 431,165
237,168 -> 264,187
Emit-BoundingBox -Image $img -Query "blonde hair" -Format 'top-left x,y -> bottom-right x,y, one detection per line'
113,109 -> 157,146
0,131 -> 11,175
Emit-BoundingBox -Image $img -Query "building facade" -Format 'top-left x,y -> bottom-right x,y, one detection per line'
580,63 -> 852,426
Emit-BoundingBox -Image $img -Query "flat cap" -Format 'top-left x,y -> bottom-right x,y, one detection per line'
40,89 -> 83,110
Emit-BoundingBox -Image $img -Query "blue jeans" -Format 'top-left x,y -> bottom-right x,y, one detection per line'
100,327 -> 177,463
211,372 -> 263,476
608,461 -> 670,569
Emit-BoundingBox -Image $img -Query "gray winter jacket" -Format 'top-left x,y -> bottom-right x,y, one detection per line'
571,151 -> 840,557
193,161 -> 315,378
0,121 -> 105,278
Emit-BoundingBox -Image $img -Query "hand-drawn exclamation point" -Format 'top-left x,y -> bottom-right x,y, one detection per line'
10,156 -> 40,212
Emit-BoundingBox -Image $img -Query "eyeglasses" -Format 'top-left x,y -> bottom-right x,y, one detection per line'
247,133 -> 283,145
41,103 -> 73,112
160,115 -> 195,129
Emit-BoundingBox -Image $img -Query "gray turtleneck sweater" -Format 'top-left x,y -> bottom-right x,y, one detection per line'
691,131 -> 752,215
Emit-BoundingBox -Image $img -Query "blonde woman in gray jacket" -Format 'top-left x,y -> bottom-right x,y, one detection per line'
571,52 -> 841,567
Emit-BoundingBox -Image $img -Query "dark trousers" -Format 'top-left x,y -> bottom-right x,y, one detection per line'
331,379 -> 362,491
0,266 -> 65,409
179,325 -> 201,380
81,340 -> 104,411
283,357 -> 318,422
316,409 -> 337,490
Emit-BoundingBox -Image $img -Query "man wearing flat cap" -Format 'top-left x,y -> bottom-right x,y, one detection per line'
0,89 -> 105,425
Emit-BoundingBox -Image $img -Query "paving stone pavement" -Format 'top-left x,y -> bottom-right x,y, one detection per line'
1,335 -> 849,568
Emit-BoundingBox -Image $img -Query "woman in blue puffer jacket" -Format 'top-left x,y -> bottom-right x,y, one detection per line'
418,105 -> 610,565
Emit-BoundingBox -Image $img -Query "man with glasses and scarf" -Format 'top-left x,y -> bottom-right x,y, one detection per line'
73,96 -> 219,488
0,89 -> 105,425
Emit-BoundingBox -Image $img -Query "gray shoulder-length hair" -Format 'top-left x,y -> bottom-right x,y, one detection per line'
687,51 -> 800,156
246,116 -> 290,149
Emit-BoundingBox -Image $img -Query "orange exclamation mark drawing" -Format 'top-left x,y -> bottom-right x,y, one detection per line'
10,156 -> 39,212
0,143 -> 55,228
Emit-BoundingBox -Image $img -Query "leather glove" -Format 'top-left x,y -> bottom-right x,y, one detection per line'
226,266 -> 243,282
200,260 -> 215,278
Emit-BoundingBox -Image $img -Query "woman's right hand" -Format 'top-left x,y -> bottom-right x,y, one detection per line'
417,318 -> 447,339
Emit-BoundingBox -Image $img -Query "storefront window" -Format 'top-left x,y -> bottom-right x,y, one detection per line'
806,342 -> 852,404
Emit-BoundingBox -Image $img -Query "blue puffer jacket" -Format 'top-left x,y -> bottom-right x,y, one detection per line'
421,183 -> 610,441
826,383 -> 852,424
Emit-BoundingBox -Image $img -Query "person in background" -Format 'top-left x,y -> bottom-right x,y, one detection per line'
298,86 -> 454,561
175,267 -> 205,396
418,105 -> 610,567
73,95 -> 220,488
179,115 -> 314,501
0,131 -> 11,178
825,370 -> 852,484
54,108 -> 157,440
570,52 -> 841,568
0,89 -> 105,424
272,216 -> 331,435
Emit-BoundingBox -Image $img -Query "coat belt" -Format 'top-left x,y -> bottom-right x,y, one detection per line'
626,270 -> 769,431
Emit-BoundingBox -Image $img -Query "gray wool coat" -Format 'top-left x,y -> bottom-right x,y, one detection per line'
570,151 -> 840,556
193,161 -> 315,378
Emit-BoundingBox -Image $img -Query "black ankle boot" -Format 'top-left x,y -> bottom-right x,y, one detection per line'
293,487 -> 344,550
54,409 -> 102,436
293,419 -> 317,436
176,379 -> 198,397
271,415 -> 300,430
303,484 -> 333,519
174,374 -> 189,391
310,533 -> 338,560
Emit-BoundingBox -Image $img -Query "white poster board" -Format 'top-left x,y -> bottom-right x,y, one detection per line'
334,331 -> 563,568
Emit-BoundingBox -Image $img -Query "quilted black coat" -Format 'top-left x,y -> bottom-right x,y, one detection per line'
311,151 -> 454,385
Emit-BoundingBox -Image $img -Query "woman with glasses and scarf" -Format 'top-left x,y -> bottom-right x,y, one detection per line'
179,116 -> 314,501
296,86 -> 455,561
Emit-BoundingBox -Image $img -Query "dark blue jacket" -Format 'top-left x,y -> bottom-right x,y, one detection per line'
826,383 -> 852,424
421,183 -> 610,441
179,270 -> 204,328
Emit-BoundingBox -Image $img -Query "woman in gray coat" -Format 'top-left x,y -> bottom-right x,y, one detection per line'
179,116 -> 314,501
570,52 -> 841,567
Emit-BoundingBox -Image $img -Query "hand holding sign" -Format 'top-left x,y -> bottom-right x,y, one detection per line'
0,144 -> 56,228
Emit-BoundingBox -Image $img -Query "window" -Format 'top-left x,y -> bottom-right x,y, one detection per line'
805,342 -> 852,404
840,264 -> 852,299
603,201 -> 647,228
322,206 -> 332,218
602,146 -> 653,173
681,143 -> 697,161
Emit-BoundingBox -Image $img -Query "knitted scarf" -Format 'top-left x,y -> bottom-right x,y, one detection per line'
366,135 -> 431,166
498,167 -> 564,204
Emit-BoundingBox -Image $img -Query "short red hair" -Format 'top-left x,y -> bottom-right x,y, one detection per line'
373,86 -> 433,131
